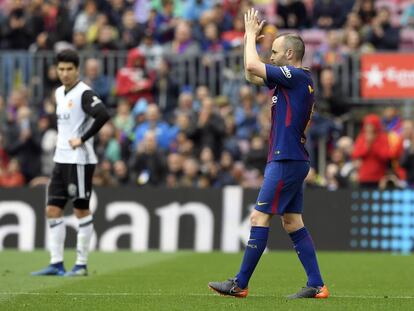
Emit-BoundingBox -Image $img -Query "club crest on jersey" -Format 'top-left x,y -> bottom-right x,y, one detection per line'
281,66 -> 292,78
67,100 -> 73,109
68,183 -> 77,196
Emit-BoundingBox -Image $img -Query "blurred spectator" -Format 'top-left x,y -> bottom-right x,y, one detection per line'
201,23 -> 231,52
166,152 -> 184,187
3,106 -> 41,182
211,3 -> 233,33
95,123 -> 121,163
182,0 -> 212,22
3,7 -> 32,49
86,13 -> 109,44
113,98 -> 135,141
154,0 -> 179,43
38,115 -> 57,176
179,157 -> 200,187
130,130 -> 167,186
401,0 -> 414,27
94,24 -> 120,50
163,21 -> 200,55
187,97 -> 225,159
138,30 -> 164,70
43,64 -> 60,98
341,29 -> 374,54
366,7 -> 400,50
316,67 -> 347,117
214,150 -> 237,187
74,0 -> 98,33
401,120 -> 414,187
277,0 -> 309,29
133,104 -> 171,150
152,58 -> 180,118
313,0 -> 346,29
0,158 -> 25,187
221,14 -> 245,49
115,48 -> 155,105
73,31 -> 89,50
352,114 -> 390,188
354,0 -> 377,25
174,91 -> 197,121
104,0 -> 127,30
83,58 -> 112,104
235,87 -> 259,140
119,9 -> 144,49
243,135 -> 267,174
312,30 -> 345,69
93,159 -> 117,186
0,132 -> 9,170
113,160 -> 131,185
382,107 -> 402,135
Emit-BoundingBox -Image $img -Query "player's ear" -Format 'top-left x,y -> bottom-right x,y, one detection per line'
285,48 -> 294,60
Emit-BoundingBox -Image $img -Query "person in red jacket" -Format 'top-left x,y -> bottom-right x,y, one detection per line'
115,48 -> 154,105
352,114 -> 390,188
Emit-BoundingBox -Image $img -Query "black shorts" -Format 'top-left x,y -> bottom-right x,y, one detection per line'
47,163 -> 95,210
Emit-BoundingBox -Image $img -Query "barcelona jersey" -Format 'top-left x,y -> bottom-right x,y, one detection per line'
264,64 -> 315,162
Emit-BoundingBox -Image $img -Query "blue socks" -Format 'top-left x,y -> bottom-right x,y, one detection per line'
236,226 -> 269,289
289,227 -> 324,287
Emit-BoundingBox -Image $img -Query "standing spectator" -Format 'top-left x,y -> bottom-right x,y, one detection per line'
187,97 -> 225,159
352,114 -> 390,188
83,58 -> 112,105
129,130 -> 167,186
74,0 -> 98,34
152,58 -> 180,118
138,30 -> 164,70
3,7 -> 32,49
119,9 -> 145,49
366,7 -> 400,51
133,105 -> 171,150
115,48 -> 155,105
166,152 -> 184,188
163,21 -> 200,56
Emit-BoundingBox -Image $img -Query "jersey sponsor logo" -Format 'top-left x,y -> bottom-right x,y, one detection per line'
57,113 -> 70,120
281,66 -> 292,78
91,96 -> 102,107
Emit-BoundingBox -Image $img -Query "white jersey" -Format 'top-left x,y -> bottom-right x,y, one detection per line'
53,81 -> 98,164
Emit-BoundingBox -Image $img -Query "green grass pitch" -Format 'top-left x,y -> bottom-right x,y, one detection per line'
0,250 -> 413,311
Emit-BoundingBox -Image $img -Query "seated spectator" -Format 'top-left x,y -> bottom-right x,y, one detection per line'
277,0 -> 309,29
312,30 -> 345,69
352,114 -> 390,188
83,58 -> 112,105
342,29 -> 374,54
201,23 -> 231,53
113,99 -> 135,141
243,135 -> 267,175
0,158 -> 25,187
221,14 -> 245,49
166,152 -> 184,188
115,48 -> 155,105
174,91 -> 197,122
214,150 -> 237,187
113,160 -> 131,185
95,122 -> 121,163
133,104 -> 171,150
129,130 -> 167,186
211,3 -> 233,33
316,67 -> 347,117
366,7 -> 400,50
94,24 -> 121,51
178,157 -> 200,187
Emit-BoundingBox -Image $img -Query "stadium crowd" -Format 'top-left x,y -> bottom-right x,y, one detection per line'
0,0 -> 414,190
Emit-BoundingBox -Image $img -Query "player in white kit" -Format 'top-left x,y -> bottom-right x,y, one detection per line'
32,50 -> 110,276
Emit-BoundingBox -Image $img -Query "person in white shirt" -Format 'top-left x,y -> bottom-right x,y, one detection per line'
32,49 -> 109,277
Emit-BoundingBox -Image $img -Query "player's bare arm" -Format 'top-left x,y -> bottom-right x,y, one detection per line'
244,8 -> 267,81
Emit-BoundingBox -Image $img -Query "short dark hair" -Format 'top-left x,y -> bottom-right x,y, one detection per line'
277,33 -> 305,61
56,49 -> 80,68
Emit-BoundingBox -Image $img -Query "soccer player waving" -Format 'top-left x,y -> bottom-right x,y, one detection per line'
32,50 -> 110,277
209,8 -> 329,299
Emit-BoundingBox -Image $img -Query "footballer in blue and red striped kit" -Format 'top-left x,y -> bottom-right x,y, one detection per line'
209,8 -> 329,299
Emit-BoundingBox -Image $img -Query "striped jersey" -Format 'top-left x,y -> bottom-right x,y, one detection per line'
264,64 -> 315,162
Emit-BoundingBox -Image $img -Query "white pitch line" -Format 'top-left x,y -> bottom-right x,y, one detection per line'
0,293 -> 413,299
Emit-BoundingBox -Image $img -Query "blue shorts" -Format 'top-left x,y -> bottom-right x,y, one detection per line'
255,160 -> 310,215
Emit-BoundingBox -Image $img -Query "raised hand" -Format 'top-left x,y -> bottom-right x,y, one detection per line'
244,8 -> 265,38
